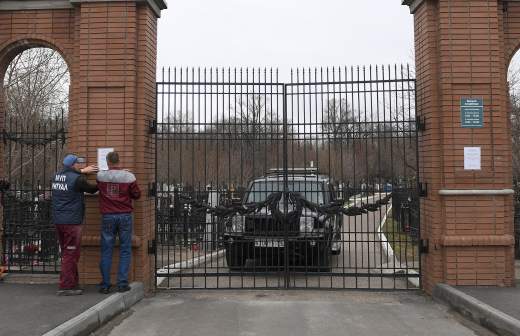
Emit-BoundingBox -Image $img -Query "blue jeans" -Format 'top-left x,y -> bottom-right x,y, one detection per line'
99,213 -> 132,288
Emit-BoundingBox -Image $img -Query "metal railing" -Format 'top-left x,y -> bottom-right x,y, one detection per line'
514,181 -> 520,259
1,113 -> 66,274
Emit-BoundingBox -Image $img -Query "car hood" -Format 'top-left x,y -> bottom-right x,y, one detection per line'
246,205 -> 317,218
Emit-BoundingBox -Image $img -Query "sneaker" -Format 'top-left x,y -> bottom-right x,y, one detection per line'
117,285 -> 131,293
99,287 -> 111,294
56,289 -> 83,296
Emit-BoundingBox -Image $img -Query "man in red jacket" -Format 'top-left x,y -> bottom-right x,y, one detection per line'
96,151 -> 141,293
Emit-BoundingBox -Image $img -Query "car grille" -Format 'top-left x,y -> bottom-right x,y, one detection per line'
245,216 -> 298,236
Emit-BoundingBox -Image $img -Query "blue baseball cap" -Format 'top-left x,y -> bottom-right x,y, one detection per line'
63,154 -> 85,167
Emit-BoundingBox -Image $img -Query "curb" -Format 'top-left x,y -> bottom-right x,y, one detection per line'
377,205 -> 394,259
156,249 -> 226,287
376,204 -> 420,288
433,283 -> 520,336
42,282 -> 144,336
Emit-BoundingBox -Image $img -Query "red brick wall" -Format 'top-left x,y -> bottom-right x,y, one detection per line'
0,2 -> 158,291
413,0 -> 443,294
411,0 -> 516,293
73,1 -> 157,290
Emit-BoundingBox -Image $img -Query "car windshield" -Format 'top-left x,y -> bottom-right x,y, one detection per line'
246,180 -> 326,204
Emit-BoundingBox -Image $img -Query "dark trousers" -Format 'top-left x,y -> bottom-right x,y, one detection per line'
55,224 -> 82,289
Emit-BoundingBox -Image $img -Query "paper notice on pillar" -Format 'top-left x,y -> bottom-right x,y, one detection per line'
464,147 -> 481,170
97,148 -> 114,171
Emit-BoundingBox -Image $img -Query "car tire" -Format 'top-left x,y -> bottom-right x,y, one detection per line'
226,243 -> 246,270
305,246 -> 331,272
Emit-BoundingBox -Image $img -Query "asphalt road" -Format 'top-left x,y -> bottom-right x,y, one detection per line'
156,194 -> 419,289
95,291 -> 494,336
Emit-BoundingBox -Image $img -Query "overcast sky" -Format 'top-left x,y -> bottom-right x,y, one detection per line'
157,0 -> 414,79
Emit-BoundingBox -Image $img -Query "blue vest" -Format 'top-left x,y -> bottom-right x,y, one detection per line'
51,168 -> 85,225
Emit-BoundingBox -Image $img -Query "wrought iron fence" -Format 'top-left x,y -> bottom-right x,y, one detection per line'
155,66 -> 419,289
514,181 -> 520,259
1,113 -> 66,273
391,186 -> 420,239
156,187 -> 209,246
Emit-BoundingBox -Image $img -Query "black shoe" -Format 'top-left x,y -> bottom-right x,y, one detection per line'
117,285 -> 131,293
99,287 -> 111,294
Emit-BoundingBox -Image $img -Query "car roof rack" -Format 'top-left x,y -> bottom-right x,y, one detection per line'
267,167 -> 319,175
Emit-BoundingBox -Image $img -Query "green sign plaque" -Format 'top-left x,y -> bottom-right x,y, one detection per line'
460,98 -> 483,128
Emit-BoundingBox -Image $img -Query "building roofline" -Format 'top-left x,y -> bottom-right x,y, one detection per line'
0,1 -> 167,17
401,0 -> 425,14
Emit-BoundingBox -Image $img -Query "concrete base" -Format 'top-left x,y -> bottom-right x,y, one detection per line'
515,260 -> 520,285
2,273 -> 59,285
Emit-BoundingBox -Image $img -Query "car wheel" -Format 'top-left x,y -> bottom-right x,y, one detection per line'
226,243 -> 246,270
305,245 -> 331,272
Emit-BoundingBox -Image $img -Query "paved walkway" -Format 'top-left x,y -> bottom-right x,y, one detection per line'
95,291 -> 493,336
458,286 -> 520,321
0,283 -> 110,336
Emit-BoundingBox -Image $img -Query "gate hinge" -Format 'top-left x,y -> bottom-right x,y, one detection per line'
149,182 -> 157,197
148,119 -> 157,135
418,182 -> 428,198
416,116 -> 426,132
148,239 -> 157,255
419,239 -> 429,254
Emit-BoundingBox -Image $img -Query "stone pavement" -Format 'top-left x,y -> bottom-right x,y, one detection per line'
0,283 -> 109,336
431,262 -> 520,336
94,290 -> 494,336
433,271 -> 520,336
458,287 -> 520,323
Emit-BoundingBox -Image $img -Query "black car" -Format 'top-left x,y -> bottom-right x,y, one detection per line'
223,168 -> 343,271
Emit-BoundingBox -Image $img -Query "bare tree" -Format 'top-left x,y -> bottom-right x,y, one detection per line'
2,47 -> 69,187
4,48 -> 69,124
322,97 -> 354,142
509,58 -> 520,180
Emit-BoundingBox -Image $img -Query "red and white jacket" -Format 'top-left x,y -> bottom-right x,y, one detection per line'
96,169 -> 141,214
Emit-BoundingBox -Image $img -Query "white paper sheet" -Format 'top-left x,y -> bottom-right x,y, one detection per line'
97,148 -> 114,171
464,147 -> 481,170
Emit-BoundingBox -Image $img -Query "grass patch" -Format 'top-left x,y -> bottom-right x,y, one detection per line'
382,212 -> 419,262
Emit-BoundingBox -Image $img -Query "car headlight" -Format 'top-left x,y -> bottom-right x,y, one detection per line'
299,216 -> 314,233
231,215 -> 245,232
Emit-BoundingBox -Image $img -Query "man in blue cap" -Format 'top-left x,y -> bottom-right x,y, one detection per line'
52,154 -> 98,295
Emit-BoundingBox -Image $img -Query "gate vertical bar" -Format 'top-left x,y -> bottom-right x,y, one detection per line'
154,79 -> 159,289
283,83 -> 289,289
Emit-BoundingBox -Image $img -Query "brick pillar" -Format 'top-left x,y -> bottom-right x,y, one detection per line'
404,0 -> 515,293
71,1 -> 164,291
0,1 -> 164,290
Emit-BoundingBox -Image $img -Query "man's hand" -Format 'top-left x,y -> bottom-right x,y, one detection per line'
81,165 -> 99,174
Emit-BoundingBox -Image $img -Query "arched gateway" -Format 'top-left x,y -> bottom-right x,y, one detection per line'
0,0 -> 166,291
0,0 -> 515,293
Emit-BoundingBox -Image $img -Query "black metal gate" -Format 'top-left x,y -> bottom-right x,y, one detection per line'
1,113 -> 67,274
155,66 -> 420,289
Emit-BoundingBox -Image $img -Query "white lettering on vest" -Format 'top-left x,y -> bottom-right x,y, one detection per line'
52,182 -> 68,191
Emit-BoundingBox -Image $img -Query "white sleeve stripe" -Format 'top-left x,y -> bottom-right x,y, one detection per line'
97,170 -> 136,183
